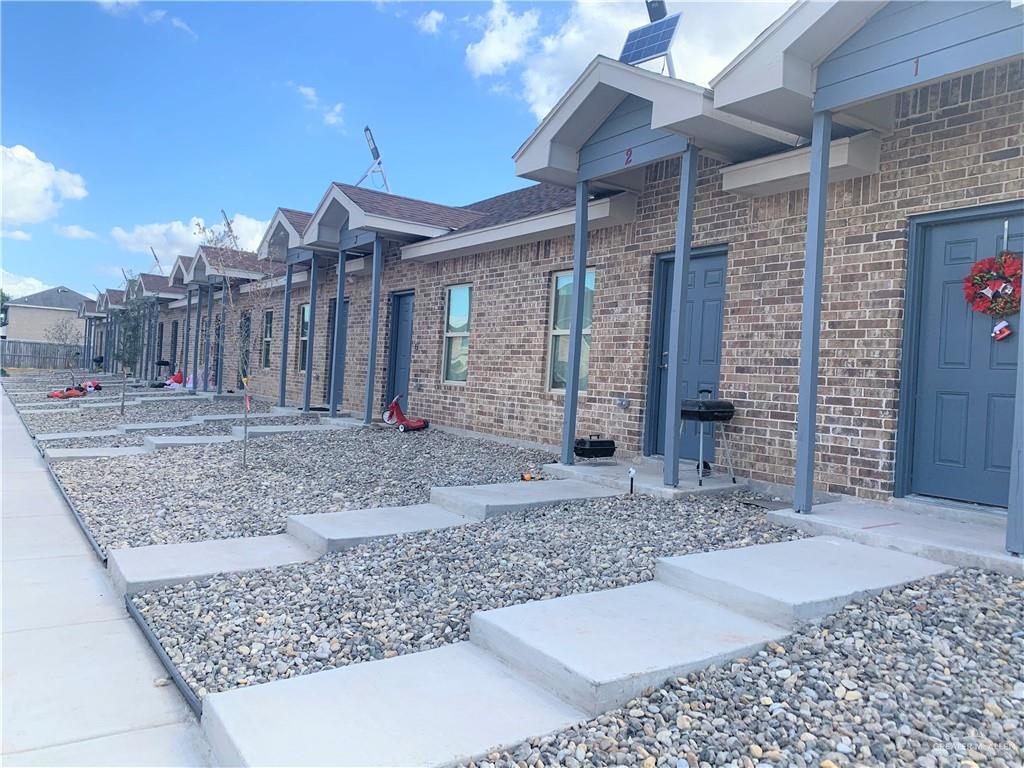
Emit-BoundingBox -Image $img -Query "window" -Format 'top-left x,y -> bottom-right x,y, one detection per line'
169,320 -> 179,369
238,311 -> 251,387
261,310 -> 273,368
297,303 -> 310,371
548,269 -> 595,392
442,285 -> 471,383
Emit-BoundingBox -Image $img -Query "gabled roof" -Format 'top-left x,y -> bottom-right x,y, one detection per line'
105,289 -> 125,308
281,208 -> 312,233
168,254 -> 195,286
331,184 -> 484,231
457,183 -> 578,233
257,208 -> 310,260
5,285 -> 90,311
194,245 -> 286,281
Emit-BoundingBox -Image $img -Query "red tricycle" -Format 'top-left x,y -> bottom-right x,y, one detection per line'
381,395 -> 429,432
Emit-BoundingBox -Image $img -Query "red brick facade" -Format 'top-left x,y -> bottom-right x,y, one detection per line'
161,62 -> 1022,501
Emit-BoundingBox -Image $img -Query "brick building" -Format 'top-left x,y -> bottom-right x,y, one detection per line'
86,1 -> 1023,550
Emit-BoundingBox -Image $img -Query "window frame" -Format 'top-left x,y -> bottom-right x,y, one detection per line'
261,310 -> 273,369
546,268 -> 595,394
441,284 -> 472,385
297,303 -> 310,372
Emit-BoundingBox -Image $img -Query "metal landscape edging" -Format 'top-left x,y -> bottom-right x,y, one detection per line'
43,459 -> 108,564
125,595 -> 203,717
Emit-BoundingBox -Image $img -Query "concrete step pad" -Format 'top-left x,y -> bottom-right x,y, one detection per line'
34,429 -> 122,441
430,479 -> 619,521
230,423 -> 358,439
143,435 -> 238,450
45,446 -> 149,462
655,536 -> 951,628
109,533 -> 317,595
287,504 -> 469,554
470,582 -> 787,715
202,643 -> 586,767
79,400 -> 143,409
118,420 -> 195,432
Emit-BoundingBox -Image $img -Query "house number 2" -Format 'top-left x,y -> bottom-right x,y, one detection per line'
624,148 -> 633,166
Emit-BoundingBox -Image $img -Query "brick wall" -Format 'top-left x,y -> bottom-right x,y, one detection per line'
234,61 -> 1020,500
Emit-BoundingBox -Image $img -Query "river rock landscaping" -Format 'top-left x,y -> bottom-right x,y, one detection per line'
52,426 -> 555,552
130,492 -> 798,698
477,569 -> 1023,768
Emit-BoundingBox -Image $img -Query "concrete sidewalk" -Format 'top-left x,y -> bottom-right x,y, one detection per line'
1,390 -> 210,766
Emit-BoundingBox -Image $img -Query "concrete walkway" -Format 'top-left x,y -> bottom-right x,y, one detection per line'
1,390 -> 210,766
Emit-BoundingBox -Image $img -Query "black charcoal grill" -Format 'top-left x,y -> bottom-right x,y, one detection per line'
679,389 -> 737,486
574,433 -> 616,459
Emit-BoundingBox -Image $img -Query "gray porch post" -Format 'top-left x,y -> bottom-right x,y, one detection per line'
278,263 -> 294,406
663,144 -> 700,486
83,319 -> 91,365
303,255 -> 320,412
329,258 -> 348,417
182,289 -> 192,379
203,282 -> 214,392
216,278 -> 227,395
1006,303 -> 1024,555
191,286 -> 202,391
559,180 -> 590,465
364,236 -> 383,424
793,110 -> 833,514
153,301 -> 161,378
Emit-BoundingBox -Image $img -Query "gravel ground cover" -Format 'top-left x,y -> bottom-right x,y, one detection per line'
39,414 -> 322,448
130,493 -> 798,698
478,569 -> 1023,768
21,398 -> 274,434
8,388 -> 192,404
54,427 -> 555,552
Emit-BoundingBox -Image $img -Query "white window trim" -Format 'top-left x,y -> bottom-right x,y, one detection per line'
547,268 -> 593,394
441,284 -> 472,385
297,303 -> 310,372
261,310 -> 273,368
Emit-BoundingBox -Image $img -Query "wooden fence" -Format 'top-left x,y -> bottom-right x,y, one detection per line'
0,339 -> 84,371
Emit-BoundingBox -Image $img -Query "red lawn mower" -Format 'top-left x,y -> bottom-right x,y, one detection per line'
382,395 -> 429,432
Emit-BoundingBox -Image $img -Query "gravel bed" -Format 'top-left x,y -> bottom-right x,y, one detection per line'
130,493 -> 798,698
21,398 -> 273,434
40,415 -> 321,448
54,427 -> 555,552
479,569 -> 1023,768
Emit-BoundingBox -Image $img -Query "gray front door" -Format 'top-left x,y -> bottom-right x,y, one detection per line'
648,249 -> 727,459
910,214 -> 1021,507
386,292 -> 414,411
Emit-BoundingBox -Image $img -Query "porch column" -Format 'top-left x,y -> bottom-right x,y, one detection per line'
182,288 -> 192,380
559,180 -> 590,465
153,301 -> 161,378
793,110 -> 833,514
364,236 -> 383,424
278,263 -> 294,406
303,255 -> 320,412
663,145 -> 700,486
83,318 -> 91,365
329,258 -> 348,417
191,286 -> 202,391
1006,304 -> 1024,555
203,282 -> 215,392
216,278 -> 227,395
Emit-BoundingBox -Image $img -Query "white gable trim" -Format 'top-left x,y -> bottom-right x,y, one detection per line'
257,208 -> 303,260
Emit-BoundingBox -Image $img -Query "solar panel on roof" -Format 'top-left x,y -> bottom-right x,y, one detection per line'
619,13 -> 680,66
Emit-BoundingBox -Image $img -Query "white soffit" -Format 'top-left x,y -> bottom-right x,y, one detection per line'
400,194 -> 637,263
721,131 -> 881,197
257,209 -> 302,260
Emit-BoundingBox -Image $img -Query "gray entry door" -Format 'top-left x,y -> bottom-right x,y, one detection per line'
386,292 -> 414,411
649,250 -> 727,459
910,214 -> 1021,507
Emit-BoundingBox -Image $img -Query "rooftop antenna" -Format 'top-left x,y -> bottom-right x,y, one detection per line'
355,126 -> 391,193
620,3 -> 680,78
150,247 -> 165,275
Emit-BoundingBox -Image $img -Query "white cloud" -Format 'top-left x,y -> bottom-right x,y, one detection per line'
1,145 -> 87,226
100,1 -> 196,39
287,82 -> 345,131
1,229 -> 31,241
110,212 -> 268,256
465,0 -> 789,120
97,0 -> 139,14
55,224 -> 98,240
416,9 -> 445,35
1,269 -> 52,299
465,0 -> 539,77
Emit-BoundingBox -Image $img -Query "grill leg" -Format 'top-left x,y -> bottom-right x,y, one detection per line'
718,423 -> 737,484
697,421 -> 704,487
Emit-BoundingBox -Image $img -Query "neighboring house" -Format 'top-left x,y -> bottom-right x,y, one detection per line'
113,1 -> 1023,552
1,286 -> 89,343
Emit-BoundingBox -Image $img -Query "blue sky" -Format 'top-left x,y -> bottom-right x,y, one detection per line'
1,0 -> 785,298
